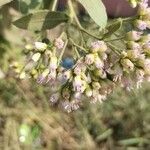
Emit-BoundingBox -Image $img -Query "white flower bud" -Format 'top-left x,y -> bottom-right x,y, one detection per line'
127,50 -> 140,60
126,31 -> 142,41
35,42 -> 47,51
32,52 -> 41,62
19,72 -> 26,79
128,0 -> 138,8
91,40 -> 107,53
49,93 -> 60,104
47,70 -> 57,82
61,101 -> 72,113
140,34 -> 150,43
121,58 -> 134,71
49,56 -> 58,71
25,44 -> 33,50
126,41 -> 141,50
85,87 -> 93,97
143,59 -> 150,75
73,76 -> 86,93
134,20 -> 147,30
54,38 -> 64,49
62,70 -> 72,81
143,42 -> 150,54
85,53 -> 95,65
92,82 -> 101,90
94,55 -> 104,69
74,92 -> 81,99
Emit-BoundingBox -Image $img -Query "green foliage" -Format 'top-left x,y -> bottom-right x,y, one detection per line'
17,0 -> 43,14
13,10 -> 69,30
103,18 -> 122,38
77,0 -> 107,28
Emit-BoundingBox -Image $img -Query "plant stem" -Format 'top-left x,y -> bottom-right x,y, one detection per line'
51,0 -> 58,11
107,43 -> 121,55
69,38 -> 87,52
104,36 -> 125,42
68,0 -> 82,28
68,0 -> 102,40
80,28 -> 102,40
58,39 -> 68,65
74,47 -> 80,58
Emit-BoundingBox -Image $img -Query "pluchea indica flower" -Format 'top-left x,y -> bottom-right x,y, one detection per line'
85,53 -> 95,65
126,31 -> 142,41
62,70 -> 72,81
49,93 -> 60,104
54,38 -> 64,49
85,87 -> 93,97
127,50 -> 140,61
91,40 -> 107,53
32,52 -> 41,62
134,20 -> 147,30
49,56 -> 58,71
17,0 -> 150,112
126,41 -> 141,50
35,42 -> 47,51
121,58 -> 134,71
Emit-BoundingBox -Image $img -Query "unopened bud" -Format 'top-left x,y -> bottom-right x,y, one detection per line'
126,41 -> 141,50
49,56 -> 58,71
63,70 -> 72,80
32,52 -> 41,62
126,31 -> 142,41
85,87 -> 93,97
85,53 -> 95,65
140,34 -> 150,43
128,0 -> 137,8
25,44 -> 33,51
54,38 -> 64,49
49,93 -> 60,104
91,41 -> 107,53
35,42 -> 47,51
143,42 -> 150,54
121,58 -> 134,71
19,72 -> 26,79
134,20 -> 147,30
42,69 -> 49,77
92,82 -> 101,90
94,55 -> 104,69
127,50 -> 140,60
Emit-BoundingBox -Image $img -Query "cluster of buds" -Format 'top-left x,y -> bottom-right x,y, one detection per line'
12,1 -> 150,112
11,38 -> 64,82
134,0 -> 150,30
109,30 -> 150,91
49,40 -> 111,112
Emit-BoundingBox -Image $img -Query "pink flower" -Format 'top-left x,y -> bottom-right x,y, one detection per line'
135,20 -> 147,30
85,54 -> 95,65
91,40 -> 107,52
54,38 -> 64,49
126,31 -> 142,41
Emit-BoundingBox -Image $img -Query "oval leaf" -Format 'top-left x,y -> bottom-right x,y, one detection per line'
13,10 -> 69,30
0,0 -> 13,7
103,19 -> 122,38
77,0 -> 107,28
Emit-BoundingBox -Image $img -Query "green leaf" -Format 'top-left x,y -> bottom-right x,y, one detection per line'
77,0 -> 107,28
13,10 -> 69,30
17,0 -> 43,14
0,0 -> 13,7
103,19 -> 122,38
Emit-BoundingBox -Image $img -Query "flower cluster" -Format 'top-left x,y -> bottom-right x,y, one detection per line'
134,0 -> 150,30
11,0 -> 150,112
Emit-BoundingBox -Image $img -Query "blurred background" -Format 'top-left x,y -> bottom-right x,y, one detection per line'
0,0 -> 150,149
